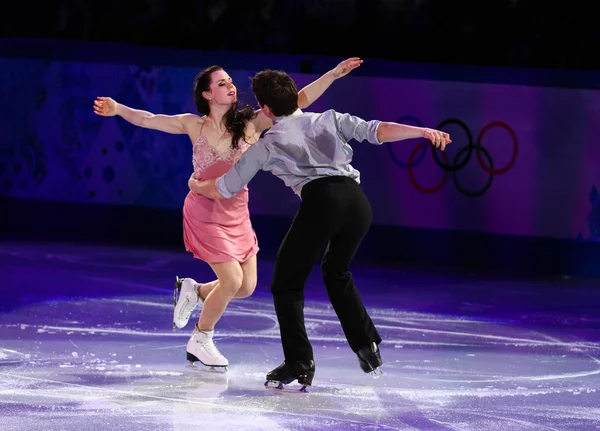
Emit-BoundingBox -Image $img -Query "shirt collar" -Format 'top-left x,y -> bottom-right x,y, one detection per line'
273,108 -> 303,124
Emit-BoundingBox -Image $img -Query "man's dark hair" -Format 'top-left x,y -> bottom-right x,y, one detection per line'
251,70 -> 299,117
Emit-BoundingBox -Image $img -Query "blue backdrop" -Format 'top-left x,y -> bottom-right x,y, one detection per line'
2,39 -> 600,277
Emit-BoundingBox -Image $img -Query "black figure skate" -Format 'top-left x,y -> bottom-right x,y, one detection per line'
264,360 -> 315,393
357,342 -> 383,377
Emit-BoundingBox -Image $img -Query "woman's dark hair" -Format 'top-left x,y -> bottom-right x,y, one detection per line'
193,65 -> 257,149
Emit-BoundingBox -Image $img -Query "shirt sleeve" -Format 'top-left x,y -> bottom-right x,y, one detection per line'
215,141 -> 270,198
331,110 -> 382,145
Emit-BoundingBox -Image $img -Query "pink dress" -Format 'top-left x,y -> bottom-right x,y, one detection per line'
183,135 -> 259,264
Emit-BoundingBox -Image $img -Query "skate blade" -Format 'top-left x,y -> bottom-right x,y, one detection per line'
186,353 -> 228,373
173,276 -> 184,329
186,362 -> 228,374
264,380 -> 309,393
370,367 -> 383,378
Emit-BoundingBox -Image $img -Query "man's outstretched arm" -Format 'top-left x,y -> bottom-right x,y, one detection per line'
333,111 -> 452,150
377,122 -> 451,150
189,141 -> 270,199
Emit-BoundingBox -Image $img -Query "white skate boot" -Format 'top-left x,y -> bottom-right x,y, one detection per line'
186,328 -> 229,369
173,276 -> 204,329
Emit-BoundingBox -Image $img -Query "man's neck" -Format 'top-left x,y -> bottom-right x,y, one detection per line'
274,108 -> 302,123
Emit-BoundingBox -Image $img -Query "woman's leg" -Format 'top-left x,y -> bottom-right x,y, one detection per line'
198,279 -> 218,300
196,254 -> 257,301
186,260 -> 247,368
173,256 -> 256,329
235,255 -> 258,299
197,261 -> 244,330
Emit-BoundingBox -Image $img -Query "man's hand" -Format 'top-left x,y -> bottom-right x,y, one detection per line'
188,174 -> 224,199
423,128 -> 452,151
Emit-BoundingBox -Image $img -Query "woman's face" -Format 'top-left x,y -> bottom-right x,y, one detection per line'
204,69 -> 237,106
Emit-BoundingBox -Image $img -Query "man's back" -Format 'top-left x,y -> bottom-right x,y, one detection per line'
215,108 -> 381,199
259,109 -> 381,196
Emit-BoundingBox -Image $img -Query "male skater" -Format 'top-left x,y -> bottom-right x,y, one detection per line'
189,69 -> 451,390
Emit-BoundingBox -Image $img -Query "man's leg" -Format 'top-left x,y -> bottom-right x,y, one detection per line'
271,201 -> 334,362
320,187 -> 381,352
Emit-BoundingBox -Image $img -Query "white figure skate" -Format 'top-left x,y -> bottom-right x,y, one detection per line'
186,328 -> 229,371
173,276 -> 204,329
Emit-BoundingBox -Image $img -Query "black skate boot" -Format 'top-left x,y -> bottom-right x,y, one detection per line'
264,360 -> 315,392
357,342 -> 383,377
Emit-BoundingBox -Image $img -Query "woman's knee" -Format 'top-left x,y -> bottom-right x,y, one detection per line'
236,277 -> 257,298
214,265 -> 244,294
236,255 -> 257,298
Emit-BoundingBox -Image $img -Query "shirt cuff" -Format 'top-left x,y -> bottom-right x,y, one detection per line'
371,120 -> 383,145
215,175 -> 235,199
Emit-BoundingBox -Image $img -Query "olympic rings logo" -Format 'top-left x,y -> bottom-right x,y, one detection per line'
387,116 -> 518,197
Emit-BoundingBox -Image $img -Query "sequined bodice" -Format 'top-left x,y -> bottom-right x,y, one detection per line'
192,134 -> 249,177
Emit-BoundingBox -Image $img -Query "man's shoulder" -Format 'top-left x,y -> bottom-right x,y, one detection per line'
300,109 -> 339,117
268,110 -> 342,133
296,109 -> 341,124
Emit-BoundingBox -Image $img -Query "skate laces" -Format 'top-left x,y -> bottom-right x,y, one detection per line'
177,297 -> 191,319
177,284 -> 200,319
199,338 -> 224,359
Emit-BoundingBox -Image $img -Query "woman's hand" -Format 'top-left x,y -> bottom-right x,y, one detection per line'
329,57 -> 363,79
93,97 -> 118,116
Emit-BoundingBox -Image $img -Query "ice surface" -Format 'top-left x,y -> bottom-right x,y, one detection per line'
1,242 -> 599,430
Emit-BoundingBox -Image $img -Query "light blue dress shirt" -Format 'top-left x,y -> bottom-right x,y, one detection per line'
216,109 -> 382,198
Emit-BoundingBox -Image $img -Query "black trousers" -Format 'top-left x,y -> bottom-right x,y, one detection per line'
270,176 -> 382,362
